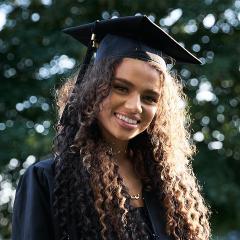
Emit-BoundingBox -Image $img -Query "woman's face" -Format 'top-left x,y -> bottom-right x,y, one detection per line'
97,58 -> 161,143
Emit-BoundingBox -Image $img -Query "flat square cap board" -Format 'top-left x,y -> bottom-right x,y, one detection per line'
63,15 -> 202,65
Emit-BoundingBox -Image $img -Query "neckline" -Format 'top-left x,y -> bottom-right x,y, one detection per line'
131,206 -> 144,210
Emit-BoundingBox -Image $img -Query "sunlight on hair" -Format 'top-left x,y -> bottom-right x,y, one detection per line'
178,98 -> 186,109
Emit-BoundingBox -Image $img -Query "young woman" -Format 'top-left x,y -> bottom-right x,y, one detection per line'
12,16 -> 211,240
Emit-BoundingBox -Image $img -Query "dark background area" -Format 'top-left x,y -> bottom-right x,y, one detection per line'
0,0 -> 240,239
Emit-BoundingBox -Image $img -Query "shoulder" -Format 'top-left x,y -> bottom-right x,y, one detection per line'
17,158 -> 55,196
25,157 -> 55,178
12,158 -> 56,240
31,158 -> 55,176
30,157 -> 55,171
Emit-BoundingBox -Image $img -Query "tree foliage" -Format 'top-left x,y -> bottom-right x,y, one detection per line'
0,0 -> 239,239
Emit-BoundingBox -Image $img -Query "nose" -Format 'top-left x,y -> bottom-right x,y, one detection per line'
124,93 -> 142,114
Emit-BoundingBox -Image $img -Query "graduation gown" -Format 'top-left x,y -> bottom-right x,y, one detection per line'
12,159 -> 172,240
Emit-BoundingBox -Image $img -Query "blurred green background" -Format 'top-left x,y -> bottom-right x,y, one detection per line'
0,0 -> 240,239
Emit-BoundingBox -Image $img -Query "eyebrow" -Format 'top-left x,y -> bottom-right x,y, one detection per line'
113,77 -> 160,97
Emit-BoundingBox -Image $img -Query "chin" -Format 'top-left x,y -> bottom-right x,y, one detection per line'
113,132 -> 138,141
115,136 -> 133,141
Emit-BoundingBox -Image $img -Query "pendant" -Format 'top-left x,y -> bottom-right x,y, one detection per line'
130,194 -> 140,200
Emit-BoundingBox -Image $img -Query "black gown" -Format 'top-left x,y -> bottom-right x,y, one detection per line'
12,159 -> 172,240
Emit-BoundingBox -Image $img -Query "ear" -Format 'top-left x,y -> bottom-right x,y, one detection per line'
98,98 -> 108,111
99,103 -> 103,111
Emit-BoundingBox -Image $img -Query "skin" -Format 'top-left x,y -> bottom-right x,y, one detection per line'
97,57 -> 162,207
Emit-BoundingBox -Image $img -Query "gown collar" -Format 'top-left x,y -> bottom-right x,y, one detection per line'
143,189 -> 172,240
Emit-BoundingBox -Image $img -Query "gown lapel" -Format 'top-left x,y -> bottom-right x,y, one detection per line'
143,189 -> 172,240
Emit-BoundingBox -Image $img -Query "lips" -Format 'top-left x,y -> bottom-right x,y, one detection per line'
115,113 -> 140,125
114,113 -> 138,130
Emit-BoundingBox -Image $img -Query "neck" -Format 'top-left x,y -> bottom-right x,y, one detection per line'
109,140 -> 128,163
98,126 -> 130,164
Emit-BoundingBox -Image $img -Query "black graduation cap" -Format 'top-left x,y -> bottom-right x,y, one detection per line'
63,15 -> 201,67
60,15 -> 201,124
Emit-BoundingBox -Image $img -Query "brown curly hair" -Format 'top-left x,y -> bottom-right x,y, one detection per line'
53,57 -> 211,240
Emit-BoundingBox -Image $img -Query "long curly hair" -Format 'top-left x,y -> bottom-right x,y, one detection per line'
53,57 -> 211,240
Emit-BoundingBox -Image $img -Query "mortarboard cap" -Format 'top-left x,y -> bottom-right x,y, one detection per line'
63,15 -> 202,65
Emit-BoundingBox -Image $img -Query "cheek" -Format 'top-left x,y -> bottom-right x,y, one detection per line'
97,96 -> 112,122
139,108 -> 157,135
144,107 -> 158,125
99,96 -> 111,111
149,106 -> 158,119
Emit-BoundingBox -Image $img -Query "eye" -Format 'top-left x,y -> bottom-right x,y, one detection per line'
142,95 -> 158,104
113,84 -> 128,93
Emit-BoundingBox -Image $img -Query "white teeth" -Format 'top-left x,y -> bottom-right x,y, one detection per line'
116,113 -> 138,125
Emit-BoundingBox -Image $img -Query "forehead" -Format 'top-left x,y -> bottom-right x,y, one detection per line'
114,58 -> 162,91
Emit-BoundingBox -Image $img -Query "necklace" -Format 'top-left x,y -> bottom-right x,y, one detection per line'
130,193 -> 141,200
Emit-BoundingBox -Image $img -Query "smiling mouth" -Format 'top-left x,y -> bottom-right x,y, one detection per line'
115,113 -> 140,125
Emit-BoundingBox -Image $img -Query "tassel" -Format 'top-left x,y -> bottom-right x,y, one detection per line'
76,20 -> 99,84
60,20 -> 99,125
